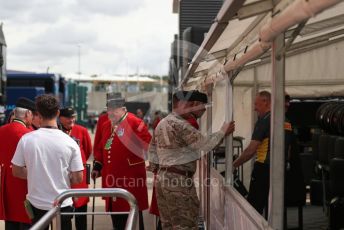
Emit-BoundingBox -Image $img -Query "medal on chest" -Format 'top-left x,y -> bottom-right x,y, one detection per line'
117,127 -> 125,137
104,125 -> 118,150
104,112 -> 128,151
104,138 -> 112,150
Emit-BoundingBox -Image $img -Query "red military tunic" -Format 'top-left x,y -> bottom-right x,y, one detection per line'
95,112 -> 151,211
0,120 -> 31,223
93,113 -> 109,158
149,115 -> 199,216
69,124 -> 92,208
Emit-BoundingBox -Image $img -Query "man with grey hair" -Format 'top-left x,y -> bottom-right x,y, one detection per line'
233,90 -> 271,215
92,93 -> 151,230
0,97 -> 35,229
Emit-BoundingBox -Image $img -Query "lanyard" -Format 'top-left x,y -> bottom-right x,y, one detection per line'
104,112 -> 128,150
13,119 -> 26,127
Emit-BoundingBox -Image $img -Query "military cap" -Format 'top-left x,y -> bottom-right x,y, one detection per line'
15,97 -> 36,111
59,107 -> 77,117
173,90 -> 208,103
106,92 -> 125,108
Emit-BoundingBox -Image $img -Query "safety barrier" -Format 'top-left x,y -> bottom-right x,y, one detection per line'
30,188 -> 138,230
207,168 -> 272,230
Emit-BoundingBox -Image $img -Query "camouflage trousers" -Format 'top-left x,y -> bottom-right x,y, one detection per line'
156,170 -> 199,230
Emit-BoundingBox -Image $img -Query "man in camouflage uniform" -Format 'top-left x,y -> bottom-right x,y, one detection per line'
148,90 -> 235,229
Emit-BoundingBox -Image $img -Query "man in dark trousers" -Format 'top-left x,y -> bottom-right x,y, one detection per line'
0,97 -> 35,230
92,93 -> 151,230
59,107 -> 92,230
12,95 -> 84,230
233,91 -> 272,215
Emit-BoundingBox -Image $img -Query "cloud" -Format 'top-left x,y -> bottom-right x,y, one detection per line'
0,0 -> 70,23
10,24 -> 98,63
3,0 -> 177,75
76,0 -> 145,17
0,0 -> 33,14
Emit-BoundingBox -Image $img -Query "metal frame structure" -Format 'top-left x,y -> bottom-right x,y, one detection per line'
224,76 -> 234,185
30,188 -> 138,230
179,0 -> 344,229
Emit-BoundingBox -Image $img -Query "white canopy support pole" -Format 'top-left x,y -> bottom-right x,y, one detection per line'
225,74 -> 234,185
269,32 -> 286,229
206,84 -> 213,229
251,67 -> 259,171
260,0 -> 341,43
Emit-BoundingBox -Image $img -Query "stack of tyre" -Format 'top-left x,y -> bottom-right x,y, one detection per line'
313,102 -> 344,229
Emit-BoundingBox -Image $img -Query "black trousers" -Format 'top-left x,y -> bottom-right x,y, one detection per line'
156,217 -> 162,230
110,211 -> 144,230
247,162 -> 270,215
74,205 -> 87,230
5,221 -> 31,230
31,204 -> 74,230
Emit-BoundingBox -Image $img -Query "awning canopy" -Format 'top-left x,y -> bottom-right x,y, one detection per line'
181,0 -> 344,90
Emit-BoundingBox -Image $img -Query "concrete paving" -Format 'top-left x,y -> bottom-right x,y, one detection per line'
73,168 -> 156,230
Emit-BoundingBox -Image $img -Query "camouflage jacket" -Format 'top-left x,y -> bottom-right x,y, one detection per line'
148,113 -> 225,173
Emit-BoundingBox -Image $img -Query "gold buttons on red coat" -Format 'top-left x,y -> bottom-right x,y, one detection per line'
107,150 -> 111,163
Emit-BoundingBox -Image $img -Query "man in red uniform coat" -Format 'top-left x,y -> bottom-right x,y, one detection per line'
59,107 -> 92,230
0,97 -> 35,230
93,111 -> 109,160
92,93 -> 151,230
93,92 -> 114,161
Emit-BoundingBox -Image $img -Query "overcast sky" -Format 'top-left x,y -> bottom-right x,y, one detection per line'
0,0 -> 178,76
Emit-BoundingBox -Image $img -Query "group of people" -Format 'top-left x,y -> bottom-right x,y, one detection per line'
0,89 -> 295,230
136,108 -> 163,131
1,95 -> 88,230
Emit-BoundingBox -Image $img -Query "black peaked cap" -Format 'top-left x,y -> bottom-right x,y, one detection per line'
15,97 -> 36,111
173,90 -> 208,103
60,107 -> 77,117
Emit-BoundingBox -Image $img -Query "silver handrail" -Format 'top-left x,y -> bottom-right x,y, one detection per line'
30,188 -> 138,230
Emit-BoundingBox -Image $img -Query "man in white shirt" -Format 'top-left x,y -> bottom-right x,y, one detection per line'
12,94 -> 84,230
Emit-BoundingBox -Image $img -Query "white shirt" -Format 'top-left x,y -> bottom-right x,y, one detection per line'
12,128 -> 84,210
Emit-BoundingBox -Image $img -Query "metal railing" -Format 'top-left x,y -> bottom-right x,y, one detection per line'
30,188 -> 138,230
